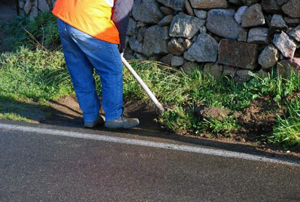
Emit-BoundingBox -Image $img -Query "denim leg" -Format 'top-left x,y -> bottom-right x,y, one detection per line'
66,26 -> 123,121
57,19 -> 100,122
89,42 -> 123,121
57,19 -> 123,122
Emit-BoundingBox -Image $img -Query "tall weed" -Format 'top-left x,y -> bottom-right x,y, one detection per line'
4,12 -> 60,50
271,97 -> 300,148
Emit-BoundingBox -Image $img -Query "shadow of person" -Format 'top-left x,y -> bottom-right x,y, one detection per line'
1,95 -> 298,163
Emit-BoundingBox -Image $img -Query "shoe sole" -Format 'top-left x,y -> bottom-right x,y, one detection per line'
84,116 -> 105,128
104,122 -> 139,129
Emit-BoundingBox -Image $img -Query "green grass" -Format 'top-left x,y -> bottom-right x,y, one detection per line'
0,113 -> 33,122
271,97 -> 300,148
203,114 -> 241,134
0,47 -> 73,102
3,12 -> 60,50
1,12 -> 300,149
127,61 -> 300,148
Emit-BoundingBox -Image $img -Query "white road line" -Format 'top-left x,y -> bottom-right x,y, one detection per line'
0,123 -> 299,166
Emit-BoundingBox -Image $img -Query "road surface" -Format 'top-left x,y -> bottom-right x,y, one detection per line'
0,120 -> 299,201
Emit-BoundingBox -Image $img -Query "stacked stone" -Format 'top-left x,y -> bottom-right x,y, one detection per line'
18,0 -> 54,20
125,0 -> 300,81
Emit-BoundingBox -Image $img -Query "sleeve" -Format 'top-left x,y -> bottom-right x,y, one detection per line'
112,0 -> 134,53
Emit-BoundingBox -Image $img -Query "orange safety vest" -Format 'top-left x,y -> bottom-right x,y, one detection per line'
52,0 -> 120,45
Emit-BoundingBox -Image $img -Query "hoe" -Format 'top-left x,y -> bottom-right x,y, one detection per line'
121,56 -> 165,113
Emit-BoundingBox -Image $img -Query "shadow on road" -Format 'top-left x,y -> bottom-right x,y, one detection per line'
0,95 -> 299,163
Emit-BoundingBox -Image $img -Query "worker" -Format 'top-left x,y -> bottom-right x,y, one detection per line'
52,0 -> 139,129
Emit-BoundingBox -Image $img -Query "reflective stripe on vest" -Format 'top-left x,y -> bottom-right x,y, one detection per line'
52,0 -> 120,45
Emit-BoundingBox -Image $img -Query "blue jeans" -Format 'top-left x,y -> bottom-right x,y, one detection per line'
57,19 -> 123,122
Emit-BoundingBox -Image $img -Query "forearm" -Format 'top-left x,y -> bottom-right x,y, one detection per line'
112,0 -> 134,52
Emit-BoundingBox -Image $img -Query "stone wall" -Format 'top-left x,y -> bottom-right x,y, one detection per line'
18,0 -> 300,81
125,0 -> 300,81
18,0 -> 54,20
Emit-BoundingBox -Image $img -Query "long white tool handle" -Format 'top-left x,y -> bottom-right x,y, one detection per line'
121,56 -> 165,113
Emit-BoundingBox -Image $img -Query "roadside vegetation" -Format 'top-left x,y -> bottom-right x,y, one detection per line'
0,12 -> 299,150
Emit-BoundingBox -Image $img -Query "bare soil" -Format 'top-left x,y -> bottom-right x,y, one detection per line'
1,92 -> 299,161
0,29 -> 298,160
30,95 -> 297,159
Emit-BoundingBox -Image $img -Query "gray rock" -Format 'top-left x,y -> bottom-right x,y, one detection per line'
38,0 -> 49,11
168,38 -> 186,56
185,0 -> 195,16
261,0 -> 281,13
184,33 -> 218,62
30,1 -> 38,21
183,39 -> 193,49
234,6 -> 248,24
273,32 -> 297,58
258,44 -> 279,69
228,0 -> 243,5
182,62 -> 199,74
127,18 -> 137,36
207,9 -> 243,39
135,53 -> 147,60
137,27 -> 147,42
287,25 -> 300,42
142,26 -> 169,57
270,14 -> 287,29
158,15 -> 174,26
169,13 -> 205,39
223,66 -> 237,77
256,69 -> 270,78
132,0 -> 164,23
241,0 -> 259,6
277,58 -> 300,78
218,39 -> 258,69
199,26 -> 207,33
171,56 -> 185,67
241,4 -> 265,27
282,0 -> 300,18
178,38 -> 185,43
247,28 -> 270,45
19,0 -> 25,9
128,37 -> 143,53
203,63 -> 224,79
157,0 -> 185,11
277,0 -> 289,6
124,49 -> 135,60
284,17 -> 300,25
136,21 -> 146,28
189,0 -> 228,9
24,0 -> 32,14
238,29 -> 248,42
236,70 -> 254,82
160,53 -> 173,65
194,9 -> 207,19
160,6 -> 174,15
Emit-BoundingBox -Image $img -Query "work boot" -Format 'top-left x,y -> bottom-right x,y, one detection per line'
84,115 -> 105,128
105,115 -> 139,129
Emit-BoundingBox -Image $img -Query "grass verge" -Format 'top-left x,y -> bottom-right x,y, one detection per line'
1,12 -> 300,150
0,47 -> 73,102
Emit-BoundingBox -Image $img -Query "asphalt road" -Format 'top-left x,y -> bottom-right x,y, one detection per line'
0,121 -> 299,202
